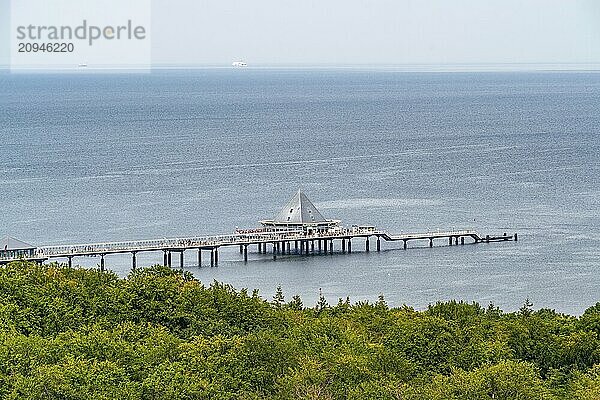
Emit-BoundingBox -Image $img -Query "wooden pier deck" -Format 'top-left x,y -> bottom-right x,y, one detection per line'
0,228 -> 517,270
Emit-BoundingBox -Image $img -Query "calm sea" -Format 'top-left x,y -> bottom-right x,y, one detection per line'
1,69 -> 599,314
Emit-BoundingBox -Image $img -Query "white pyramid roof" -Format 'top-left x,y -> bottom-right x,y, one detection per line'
273,190 -> 327,224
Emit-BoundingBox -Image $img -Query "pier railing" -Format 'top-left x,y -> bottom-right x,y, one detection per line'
21,227 -> 383,259
0,227 -> 513,263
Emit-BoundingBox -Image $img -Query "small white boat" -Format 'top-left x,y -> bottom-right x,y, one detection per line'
232,61 -> 247,67
78,63 -> 88,68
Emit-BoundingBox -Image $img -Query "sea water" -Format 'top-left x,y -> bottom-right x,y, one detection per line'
1,69 -> 599,314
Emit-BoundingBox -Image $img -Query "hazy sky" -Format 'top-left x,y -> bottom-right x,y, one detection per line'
2,0 -> 600,67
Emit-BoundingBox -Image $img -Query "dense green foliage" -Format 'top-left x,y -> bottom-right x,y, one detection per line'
1,261 -> 600,399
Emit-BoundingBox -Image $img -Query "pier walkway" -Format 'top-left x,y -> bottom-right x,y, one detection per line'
0,190 -> 517,270
0,228 -> 517,270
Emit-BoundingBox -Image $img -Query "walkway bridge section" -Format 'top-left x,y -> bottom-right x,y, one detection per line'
0,227 -> 517,270
0,189 -> 516,269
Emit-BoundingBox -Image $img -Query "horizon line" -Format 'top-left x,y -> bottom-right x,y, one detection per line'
2,62 -> 600,73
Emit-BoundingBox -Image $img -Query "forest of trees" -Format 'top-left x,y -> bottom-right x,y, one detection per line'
1,261 -> 600,399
